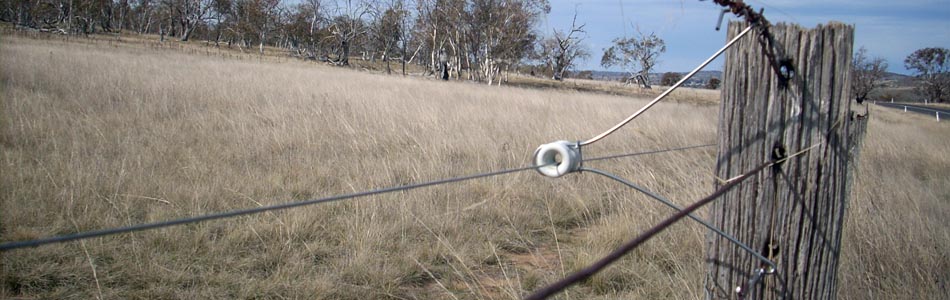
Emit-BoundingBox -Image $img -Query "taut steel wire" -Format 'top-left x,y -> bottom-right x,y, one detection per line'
0,145 -> 712,252
580,25 -> 753,146
580,167 -> 778,271
525,144 -> 819,299
524,159 -> 775,300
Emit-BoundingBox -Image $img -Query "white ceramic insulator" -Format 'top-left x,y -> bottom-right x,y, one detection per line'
533,140 -> 582,178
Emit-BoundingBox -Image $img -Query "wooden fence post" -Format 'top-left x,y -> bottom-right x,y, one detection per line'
704,22 -> 868,300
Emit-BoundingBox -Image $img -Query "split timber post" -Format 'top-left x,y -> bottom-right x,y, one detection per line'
704,22 -> 868,300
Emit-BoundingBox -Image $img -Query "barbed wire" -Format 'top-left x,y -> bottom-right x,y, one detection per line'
0,144 -> 712,252
524,159 -> 775,300
579,167 -> 779,272
711,0 -> 771,27
4,2 -> 810,299
710,0 -> 789,83
524,143 -> 819,299
580,166 -> 788,299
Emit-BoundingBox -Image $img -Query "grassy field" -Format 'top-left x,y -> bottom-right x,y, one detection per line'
0,26 -> 720,106
1,34 -> 948,299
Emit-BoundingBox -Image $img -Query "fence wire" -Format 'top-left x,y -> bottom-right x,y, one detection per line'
0,145 -> 712,252
524,143 -> 818,299
3,2 -> 806,299
524,160 -> 776,300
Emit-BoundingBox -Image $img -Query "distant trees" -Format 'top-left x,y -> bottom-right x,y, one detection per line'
904,47 -> 949,103
401,0 -> 550,84
367,0 -> 407,74
2,0 -> 561,84
851,46 -> 888,103
2,0 -> 115,34
328,0 -> 369,65
601,28 -> 665,88
212,0 -> 282,52
250,0 -> 282,53
538,11 -> 587,81
470,0 -> 546,84
660,72 -> 681,86
171,0 -> 214,41
574,70 -> 592,80
705,77 -> 720,89
283,0 -> 328,58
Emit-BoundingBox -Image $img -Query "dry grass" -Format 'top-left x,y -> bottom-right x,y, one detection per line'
504,75 -> 722,106
839,106 -> 950,299
1,34 -> 947,299
0,25 -> 720,105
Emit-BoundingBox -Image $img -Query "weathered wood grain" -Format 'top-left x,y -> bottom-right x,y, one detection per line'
704,21 -> 867,300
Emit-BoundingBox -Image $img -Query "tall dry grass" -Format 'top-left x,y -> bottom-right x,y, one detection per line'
1,35 -> 947,299
838,107 -> 950,299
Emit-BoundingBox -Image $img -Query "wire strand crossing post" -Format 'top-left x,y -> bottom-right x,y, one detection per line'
705,22 -> 868,300
525,160 -> 775,300
580,167 -> 779,273
580,26 -> 753,146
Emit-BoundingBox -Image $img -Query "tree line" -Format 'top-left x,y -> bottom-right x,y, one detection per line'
3,0 -> 604,83
8,0 -> 940,97
2,0 -> 684,86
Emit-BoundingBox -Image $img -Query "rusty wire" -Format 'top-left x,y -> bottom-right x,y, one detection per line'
710,0 -> 789,82
524,142 -> 820,299
523,159 -> 776,300
712,0 -> 771,26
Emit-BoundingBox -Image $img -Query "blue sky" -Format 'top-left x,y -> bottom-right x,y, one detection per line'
543,0 -> 950,74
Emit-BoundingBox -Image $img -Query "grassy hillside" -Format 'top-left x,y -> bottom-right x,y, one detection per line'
2,34 -> 948,299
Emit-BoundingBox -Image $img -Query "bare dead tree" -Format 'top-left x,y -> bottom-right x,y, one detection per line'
367,0 -> 406,74
171,0 -> 213,41
396,0 -> 413,76
541,10 -> 587,81
328,0 -> 369,66
851,46 -> 888,103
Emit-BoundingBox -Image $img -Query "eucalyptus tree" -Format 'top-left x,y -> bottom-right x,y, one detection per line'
601,28 -> 666,88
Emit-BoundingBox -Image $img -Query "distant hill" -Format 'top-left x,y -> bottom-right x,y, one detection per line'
586,70 -> 723,88
882,72 -> 915,88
